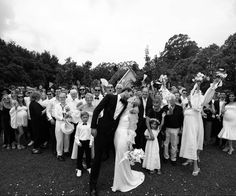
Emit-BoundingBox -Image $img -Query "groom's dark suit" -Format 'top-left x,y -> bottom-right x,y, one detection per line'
90,94 -> 127,191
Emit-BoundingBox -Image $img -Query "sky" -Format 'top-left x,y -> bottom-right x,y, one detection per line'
0,0 -> 236,67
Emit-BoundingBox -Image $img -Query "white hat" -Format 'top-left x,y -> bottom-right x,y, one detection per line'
61,120 -> 74,135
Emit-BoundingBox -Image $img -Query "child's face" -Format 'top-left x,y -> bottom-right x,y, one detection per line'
81,115 -> 89,123
151,122 -> 158,129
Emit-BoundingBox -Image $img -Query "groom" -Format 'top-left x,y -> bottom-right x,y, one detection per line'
89,87 -> 132,196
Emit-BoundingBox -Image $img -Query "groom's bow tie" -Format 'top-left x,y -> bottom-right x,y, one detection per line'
82,123 -> 87,125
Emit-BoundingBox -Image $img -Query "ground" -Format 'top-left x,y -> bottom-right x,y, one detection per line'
0,141 -> 236,196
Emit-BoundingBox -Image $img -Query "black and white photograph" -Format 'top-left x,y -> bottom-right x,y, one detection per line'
0,0 -> 236,195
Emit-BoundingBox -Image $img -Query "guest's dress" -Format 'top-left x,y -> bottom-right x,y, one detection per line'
218,103 -> 236,140
180,83 -> 217,160
29,101 -> 45,149
142,128 -> 160,170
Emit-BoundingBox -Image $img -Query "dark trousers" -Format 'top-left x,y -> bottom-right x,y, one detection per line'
33,127 -> 42,149
3,123 -> 15,145
69,123 -> 77,153
135,118 -> 147,150
77,140 -> 91,170
90,134 -> 113,190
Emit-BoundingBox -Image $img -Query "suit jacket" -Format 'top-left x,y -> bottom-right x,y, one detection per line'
214,100 -> 220,115
91,94 -> 127,137
138,96 -> 153,120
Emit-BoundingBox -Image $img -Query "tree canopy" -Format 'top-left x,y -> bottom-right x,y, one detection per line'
0,32 -> 236,92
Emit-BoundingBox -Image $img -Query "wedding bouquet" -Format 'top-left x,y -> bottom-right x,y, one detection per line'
120,148 -> 145,166
63,106 -> 72,121
192,72 -> 210,83
215,68 -> 227,80
159,74 -> 168,84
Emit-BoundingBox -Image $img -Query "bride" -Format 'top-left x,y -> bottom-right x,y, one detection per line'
112,96 -> 145,192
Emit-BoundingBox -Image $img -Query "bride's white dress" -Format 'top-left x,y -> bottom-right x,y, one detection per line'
112,109 -> 145,192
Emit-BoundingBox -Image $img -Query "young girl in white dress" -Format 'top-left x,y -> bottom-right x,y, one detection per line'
142,117 -> 164,175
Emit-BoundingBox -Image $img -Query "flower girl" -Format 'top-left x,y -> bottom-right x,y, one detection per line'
142,118 -> 164,174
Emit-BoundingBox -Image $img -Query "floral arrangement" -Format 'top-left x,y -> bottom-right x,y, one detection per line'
63,106 -> 72,122
120,148 -> 145,166
159,74 -> 168,84
192,72 -> 209,82
216,68 -> 227,80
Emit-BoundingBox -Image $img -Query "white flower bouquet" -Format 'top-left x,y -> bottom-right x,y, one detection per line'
120,148 -> 145,166
63,106 -> 72,122
216,68 -> 227,80
192,72 -> 209,82
159,74 -> 168,84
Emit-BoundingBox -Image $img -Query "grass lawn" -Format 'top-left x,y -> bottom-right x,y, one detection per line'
0,140 -> 236,196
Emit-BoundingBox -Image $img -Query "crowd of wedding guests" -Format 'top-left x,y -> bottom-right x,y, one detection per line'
0,82 -> 235,177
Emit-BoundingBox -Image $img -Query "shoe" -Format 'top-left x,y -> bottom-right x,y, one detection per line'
149,170 -> 155,174
76,169 -> 82,177
87,168 -> 91,174
228,148 -> 234,155
17,144 -> 22,150
32,149 -> 41,154
57,155 -> 65,161
163,158 -> 168,163
40,142 -> 48,149
157,169 -> 162,175
21,145 -> 26,149
11,144 -> 16,149
222,146 -> 229,152
182,160 -> 193,166
171,161 -> 177,166
64,152 -> 71,157
192,168 -> 200,176
28,140 -> 34,147
2,144 -> 7,148
6,145 -> 11,150
90,188 -> 98,196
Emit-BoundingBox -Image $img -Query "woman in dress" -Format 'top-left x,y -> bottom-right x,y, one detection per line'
180,79 -> 220,176
218,92 -> 236,155
29,91 -> 46,154
10,93 -> 28,149
0,95 -> 15,149
112,96 -> 145,192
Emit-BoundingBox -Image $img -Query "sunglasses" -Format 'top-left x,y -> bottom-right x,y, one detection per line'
80,89 -> 85,91
94,89 -> 100,92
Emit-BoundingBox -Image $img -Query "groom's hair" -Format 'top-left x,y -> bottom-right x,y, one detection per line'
121,87 -> 132,93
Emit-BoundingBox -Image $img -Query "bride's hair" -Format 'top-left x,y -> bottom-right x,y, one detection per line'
128,96 -> 140,107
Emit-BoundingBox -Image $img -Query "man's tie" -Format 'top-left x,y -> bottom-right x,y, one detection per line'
82,122 -> 87,125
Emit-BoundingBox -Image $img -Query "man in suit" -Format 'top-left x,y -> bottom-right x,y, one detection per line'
212,92 -> 226,147
89,87 -> 132,196
135,87 -> 153,150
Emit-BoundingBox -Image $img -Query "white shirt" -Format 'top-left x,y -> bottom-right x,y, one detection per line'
219,100 -> 225,115
142,97 -> 147,118
74,122 -> 93,146
24,96 -> 31,119
46,97 -> 60,121
92,94 -> 103,108
181,96 -> 188,107
114,94 -> 124,120
66,98 -> 81,123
